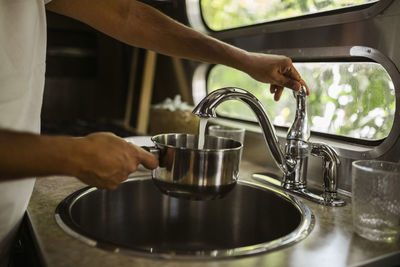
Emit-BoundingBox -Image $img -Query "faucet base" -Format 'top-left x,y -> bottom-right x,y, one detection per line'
282,182 -> 307,191
252,173 -> 346,207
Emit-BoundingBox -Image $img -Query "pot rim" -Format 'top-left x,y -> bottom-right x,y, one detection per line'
151,133 -> 243,152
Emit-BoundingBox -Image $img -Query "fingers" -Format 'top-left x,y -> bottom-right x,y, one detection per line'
282,62 -> 310,96
270,84 -> 277,94
75,134 -> 158,190
283,63 -> 302,81
300,79 -> 310,96
271,70 -> 310,100
138,146 -> 159,169
128,143 -> 159,170
275,73 -> 301,92
270,57 -> 310,98
270,84 -> 284,101
274,87 -> 284,101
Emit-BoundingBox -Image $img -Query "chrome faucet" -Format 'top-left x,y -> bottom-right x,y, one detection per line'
192,87 -> 345,206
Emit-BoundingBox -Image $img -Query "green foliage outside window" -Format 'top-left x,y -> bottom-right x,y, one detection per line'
201,0 -> 377,31
201,0 -> 393,140
208,63 -> 395,140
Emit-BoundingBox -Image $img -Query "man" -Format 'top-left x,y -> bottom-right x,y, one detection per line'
0,0 -> 308,265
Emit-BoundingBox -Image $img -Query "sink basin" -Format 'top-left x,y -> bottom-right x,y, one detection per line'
55,176 -> 314,259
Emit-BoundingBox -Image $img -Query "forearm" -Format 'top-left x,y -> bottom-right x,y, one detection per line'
0,129 -> 158,188
46,0 -> 249,71
115,2 -> 249,70
46,0 -> 307,100
0,130 -> 77,179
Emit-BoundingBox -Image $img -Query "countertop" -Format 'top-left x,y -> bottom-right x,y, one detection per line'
27,157 -> 400,267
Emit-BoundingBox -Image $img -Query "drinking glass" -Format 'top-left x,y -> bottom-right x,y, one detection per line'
352,160 -> 400,243
208,125 -> 245,144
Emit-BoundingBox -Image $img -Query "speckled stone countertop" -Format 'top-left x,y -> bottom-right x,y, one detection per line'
27,157 -> 400,267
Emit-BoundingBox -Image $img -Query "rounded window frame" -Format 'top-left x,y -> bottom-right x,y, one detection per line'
186,0 -> 394,34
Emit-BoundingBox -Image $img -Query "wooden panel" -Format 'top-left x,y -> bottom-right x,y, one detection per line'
136,50 -> 158,134
171,57 -> 191,104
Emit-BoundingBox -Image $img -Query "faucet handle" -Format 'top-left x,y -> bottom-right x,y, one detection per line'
290,85 -> 307,100
310,142 -> 345,206
287,85 -> 310,142
293,85 -> 307,98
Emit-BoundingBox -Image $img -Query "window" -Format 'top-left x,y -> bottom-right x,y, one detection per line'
201,0 -> 378,31
207,63 -> 395,140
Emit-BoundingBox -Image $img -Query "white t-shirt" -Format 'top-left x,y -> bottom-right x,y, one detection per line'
0,0 -> 49,265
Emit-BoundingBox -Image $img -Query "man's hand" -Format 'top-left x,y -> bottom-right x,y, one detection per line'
0,130 -> 158,190
71,132 -> 158,190
243,53 -> 310,101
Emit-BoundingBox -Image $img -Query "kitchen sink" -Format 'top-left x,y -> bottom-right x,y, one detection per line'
55,176 -> 314,259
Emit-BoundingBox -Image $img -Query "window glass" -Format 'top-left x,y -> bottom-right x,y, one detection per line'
207,63 -> 395,140
201,0 -> 378,31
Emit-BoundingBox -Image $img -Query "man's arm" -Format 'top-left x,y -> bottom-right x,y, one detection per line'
0,130 -> 158,189
46,0 -> 308,101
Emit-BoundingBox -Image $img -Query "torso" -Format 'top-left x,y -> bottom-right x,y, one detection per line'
0,1 -> 48,265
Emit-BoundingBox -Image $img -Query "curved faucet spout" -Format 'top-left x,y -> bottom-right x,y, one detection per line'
192,87 -> 293,175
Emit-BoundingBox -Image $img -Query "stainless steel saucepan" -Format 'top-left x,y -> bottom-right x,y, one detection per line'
143,133 -> 242,200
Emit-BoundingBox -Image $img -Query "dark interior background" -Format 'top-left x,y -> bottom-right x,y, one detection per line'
41,0 -> 194,137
